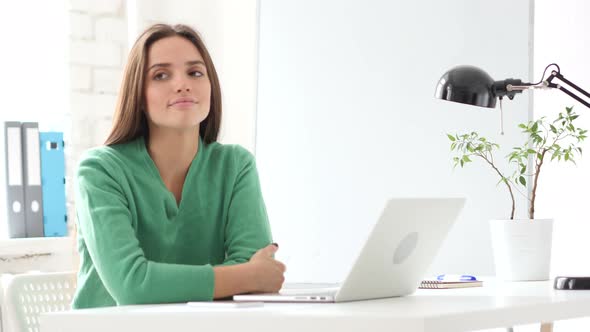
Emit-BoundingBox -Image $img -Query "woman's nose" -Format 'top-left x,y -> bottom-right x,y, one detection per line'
174,77 -> 191,93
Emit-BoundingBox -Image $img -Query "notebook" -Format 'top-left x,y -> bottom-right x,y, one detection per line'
419,280 -> 483,289
233,197 -> 466,303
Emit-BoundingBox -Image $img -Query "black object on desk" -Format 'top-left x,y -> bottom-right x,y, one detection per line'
554,276 -> 590,290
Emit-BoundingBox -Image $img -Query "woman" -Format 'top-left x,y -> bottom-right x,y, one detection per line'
73,24 -> 285,309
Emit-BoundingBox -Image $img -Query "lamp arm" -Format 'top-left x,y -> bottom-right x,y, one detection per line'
506,65 -> 590,109
545,71 -> 590,108
492,79 -> 525,100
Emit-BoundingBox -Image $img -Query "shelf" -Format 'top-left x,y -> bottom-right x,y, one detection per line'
0,237 -> 73,256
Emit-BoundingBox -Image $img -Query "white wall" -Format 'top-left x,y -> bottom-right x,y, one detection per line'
534,1 -> 590,330
256,0 -> 533,282
534,0 -> 590,277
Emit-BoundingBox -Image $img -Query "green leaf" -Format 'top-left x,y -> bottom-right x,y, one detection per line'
447,134 -> 456,142
550,124 -> 557,133
519,176 -> 526,186
526,149 -> 536,154
462,155 -> 472,163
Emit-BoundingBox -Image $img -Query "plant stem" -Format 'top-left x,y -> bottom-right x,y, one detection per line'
479,154 -> 516,220
528,126 -> 568,220
529,149 -> 547,219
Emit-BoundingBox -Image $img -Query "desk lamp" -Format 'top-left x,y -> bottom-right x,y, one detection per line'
435,63 -> 589,109
435,63 -> 590,292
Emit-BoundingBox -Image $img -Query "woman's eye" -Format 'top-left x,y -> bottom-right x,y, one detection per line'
153,72 -> 168,80
189,70 -> 204,78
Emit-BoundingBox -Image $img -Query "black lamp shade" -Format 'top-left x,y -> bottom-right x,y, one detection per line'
435,65 -> 497,108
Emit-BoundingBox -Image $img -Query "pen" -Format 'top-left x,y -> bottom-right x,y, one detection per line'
436,274 -> 477,281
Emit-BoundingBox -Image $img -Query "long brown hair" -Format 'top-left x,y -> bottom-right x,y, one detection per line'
104,24 -> 222,145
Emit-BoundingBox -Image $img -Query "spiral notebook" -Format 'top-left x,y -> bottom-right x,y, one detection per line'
419,280 -> 483,289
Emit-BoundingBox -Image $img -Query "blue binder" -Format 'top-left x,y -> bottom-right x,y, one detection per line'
39,132 -> 67,237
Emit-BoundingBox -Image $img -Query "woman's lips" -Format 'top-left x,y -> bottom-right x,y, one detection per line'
170,101 -> 196,108
169,96 -> 197,107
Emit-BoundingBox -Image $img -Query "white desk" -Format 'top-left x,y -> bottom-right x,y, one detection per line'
40,280 -> 590,332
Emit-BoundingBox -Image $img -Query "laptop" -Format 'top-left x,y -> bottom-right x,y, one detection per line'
233,197 -> 466,303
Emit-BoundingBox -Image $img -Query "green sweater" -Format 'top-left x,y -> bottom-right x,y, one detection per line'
72,137 -> 272,309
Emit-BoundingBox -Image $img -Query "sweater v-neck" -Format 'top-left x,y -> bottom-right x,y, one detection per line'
138,136 -> 204,216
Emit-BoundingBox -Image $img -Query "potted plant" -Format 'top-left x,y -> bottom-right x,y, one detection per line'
448,106 -> 587,280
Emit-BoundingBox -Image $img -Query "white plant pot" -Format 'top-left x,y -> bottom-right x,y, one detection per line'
489,219 -> 553,281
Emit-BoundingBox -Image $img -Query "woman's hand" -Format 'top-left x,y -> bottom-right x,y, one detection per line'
247,244 -> 286,293
212,244 -> 286,299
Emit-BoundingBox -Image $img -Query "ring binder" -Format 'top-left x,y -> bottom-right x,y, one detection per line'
21,122 -> 44,237
40,132 -> 67,237
4,122 -> 26,238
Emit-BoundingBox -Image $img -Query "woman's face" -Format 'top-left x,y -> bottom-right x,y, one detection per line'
144,36 -> 212,131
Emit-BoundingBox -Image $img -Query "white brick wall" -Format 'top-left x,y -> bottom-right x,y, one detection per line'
69,92 -> 117,150
71,93 -> 119,121
67,0 -> 127,240
93,68 -> 123,94
70,65 -> 92,91
96,17 -> 128,44
69,0 -> 123,15
70,40 -> 122,67
69,12 -> 93,40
